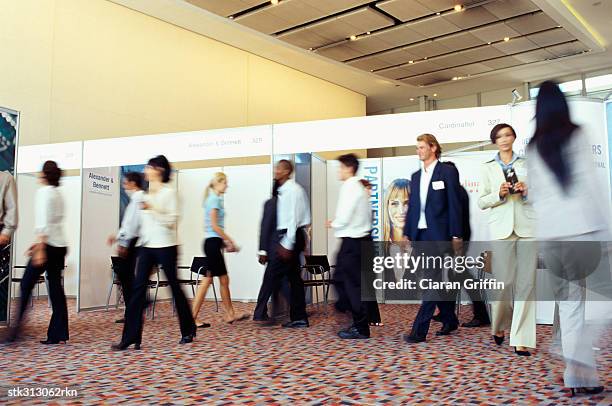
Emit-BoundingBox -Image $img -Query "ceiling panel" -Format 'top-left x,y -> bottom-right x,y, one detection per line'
401,41 -> 452,58
505,12 -> 559,35
546,41 -> 589,58
470,23 -> 521,43
454,63 -> 493,76
512,48 -> 554,63
492,36 -> 538,54
527,28 -> 575,47
442,6 -> 498,29
237,0 -> 371,35
185,0 -> 267,17
481,0 -> 539,19
376,0 -> 432,22
481,55 -> 521,69
278,7 -> 394,49
435,32 -> 485,50
408,16 -> 461,37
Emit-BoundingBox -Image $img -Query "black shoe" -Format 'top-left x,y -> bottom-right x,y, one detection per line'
403,333 -> 426,343
196,322 -> 211,329
179,334 -> 195,344
514,348 -> 531,356
436,324 -> 458,336
115,318 -> 125,324
432,314 -> 442,323
111,341 -> 138,351
570,386 -> 604,397
338,327 -> 369,339
40,339 -> 66,345
282,320 -> 309,328
493,334 -> 504,346
461,318 -> 487,328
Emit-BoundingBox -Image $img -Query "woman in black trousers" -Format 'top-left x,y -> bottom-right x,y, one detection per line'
5,161 -> 69,345
112,155 -> 196,351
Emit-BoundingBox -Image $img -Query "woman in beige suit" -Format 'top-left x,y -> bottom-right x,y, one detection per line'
478,123 -> 537,356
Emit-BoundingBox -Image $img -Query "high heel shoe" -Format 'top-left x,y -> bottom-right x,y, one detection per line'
514,348 -> 531,356
492,334 -> 504,345
111,341 -> 139,351
40,339 -> 66,345
179,334 -> 195,344
570,386 -> 604,397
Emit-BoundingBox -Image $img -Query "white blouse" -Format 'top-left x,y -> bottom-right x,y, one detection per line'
34,185 -> 67,247
138,185 -> 179,248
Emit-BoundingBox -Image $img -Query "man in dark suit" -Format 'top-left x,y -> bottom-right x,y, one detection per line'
402,134 -> 462,343
253,180 -> 280,321
433,161 -> 490,328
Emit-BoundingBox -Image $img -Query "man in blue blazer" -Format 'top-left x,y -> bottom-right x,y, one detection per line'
403,134 -> 463,343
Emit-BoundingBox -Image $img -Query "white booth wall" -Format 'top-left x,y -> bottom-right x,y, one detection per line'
13,173 -> 82,299
176,164 -> 272,302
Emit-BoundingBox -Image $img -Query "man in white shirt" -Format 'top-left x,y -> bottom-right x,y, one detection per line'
328,154 -> 372,339
261,160 -> 311,328
107,172 -> 144,323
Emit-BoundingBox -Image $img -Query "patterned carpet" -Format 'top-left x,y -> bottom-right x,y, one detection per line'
0,298 -> 610,405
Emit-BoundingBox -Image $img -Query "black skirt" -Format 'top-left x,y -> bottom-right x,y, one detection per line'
203,237 -> 228,277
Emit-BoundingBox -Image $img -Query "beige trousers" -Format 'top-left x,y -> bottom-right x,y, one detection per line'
490,232 -> 537,348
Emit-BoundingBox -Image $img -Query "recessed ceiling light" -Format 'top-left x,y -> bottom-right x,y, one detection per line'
410,98 -> 415,101
366,31 -> 371,35
424,56 -> 428,60
229,16 -> 234,19
433,93 -> 438,97
436,12 -> 441,15
271,0 -> 279,4
408,60 -> 414,64
308,47 -> 313,51
452,77 -> 458,81
350,35 -> 357,41
454,4 -> 464,11
487,41 -> 491,45
504,37 -> 510,42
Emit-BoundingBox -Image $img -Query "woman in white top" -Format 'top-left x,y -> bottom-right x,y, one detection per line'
478,123 -> 537,356
112,155 -> 196,351
527,81 -> 607,396
6,161 -> 69,345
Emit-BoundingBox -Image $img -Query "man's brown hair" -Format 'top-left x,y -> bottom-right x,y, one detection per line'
416,133 -> 442,159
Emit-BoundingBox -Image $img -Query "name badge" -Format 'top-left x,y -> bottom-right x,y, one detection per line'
432,181 -> 445,190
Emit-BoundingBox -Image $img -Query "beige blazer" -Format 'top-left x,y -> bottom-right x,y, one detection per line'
478,155 -> 535,240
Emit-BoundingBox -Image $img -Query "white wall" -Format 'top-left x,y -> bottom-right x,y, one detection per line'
176,164 -> 271,302
13,174 -> 81,300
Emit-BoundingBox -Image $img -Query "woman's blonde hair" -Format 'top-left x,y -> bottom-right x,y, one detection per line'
204,172 -> 227,201
383,178 -> 411,242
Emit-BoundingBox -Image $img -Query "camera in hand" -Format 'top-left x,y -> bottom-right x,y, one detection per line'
504,168 -> 520,194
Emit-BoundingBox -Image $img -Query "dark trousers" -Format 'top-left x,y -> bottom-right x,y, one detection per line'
121,246 -> 195,344
253,229 -> 307,322
410,229 -> 458,338
116,240 -> 138,318
16,245 -> 68,341
336,237 -> 371,335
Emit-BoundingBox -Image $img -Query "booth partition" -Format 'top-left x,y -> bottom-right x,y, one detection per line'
13,101 -> 612,322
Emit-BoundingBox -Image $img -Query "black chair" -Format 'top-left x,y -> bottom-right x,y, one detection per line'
12,265 -> 48,307
106,256 -> 125,311
302,255 -> 335,315
178,257 -> 219,313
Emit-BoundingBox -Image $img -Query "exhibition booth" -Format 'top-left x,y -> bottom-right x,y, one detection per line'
11,100 -> 612,323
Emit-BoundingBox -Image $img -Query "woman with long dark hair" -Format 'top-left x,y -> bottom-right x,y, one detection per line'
5,161 -> 69,345
527,81 -> 607,396
112,155 -> 196,350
